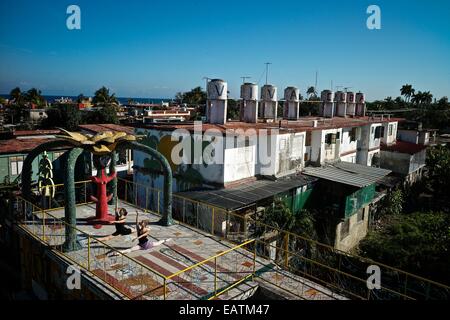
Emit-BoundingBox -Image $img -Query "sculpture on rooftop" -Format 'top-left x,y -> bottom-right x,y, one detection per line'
20,128 -> 174,252
37,151 -> 55,208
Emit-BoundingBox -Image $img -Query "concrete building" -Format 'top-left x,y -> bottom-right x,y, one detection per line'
0,130 -> 67,186
132,81 -> 402,252
380,141 -> 427,185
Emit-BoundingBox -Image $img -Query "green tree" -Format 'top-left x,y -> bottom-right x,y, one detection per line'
400,84 -> 415,103
259,199 -> 317,240
42,104 -> 81,131
25,88 -> 45,106
9,87 -> 24,105
92,86 -> 118,105
83,105 -> 118,124
227,98 -> 240,120
358,211 -> 450,283
425,145 -> 450,203
176,87 -> 206,105
306,86 -> 317,100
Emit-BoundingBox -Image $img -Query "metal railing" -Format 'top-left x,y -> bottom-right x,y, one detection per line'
30,180 -> 93,210
133,239 -> 256,300
15,194 -> 255,300
116,177 -> 450,300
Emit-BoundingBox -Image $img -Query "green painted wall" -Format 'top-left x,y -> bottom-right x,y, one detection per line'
0,151 -> 66,186
344,184 -> 376,218
279,186 -> 314,215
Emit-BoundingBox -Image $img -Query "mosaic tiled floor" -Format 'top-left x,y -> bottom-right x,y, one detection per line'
22,201 -> 346,300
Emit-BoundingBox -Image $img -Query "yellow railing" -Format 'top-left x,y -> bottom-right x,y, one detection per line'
30,180 -> 94,210
20,178 -> 450,300
16,196 -> 167,300
15,194 -> 256,300
116,177 -> 450,300
133,239 -> 256,300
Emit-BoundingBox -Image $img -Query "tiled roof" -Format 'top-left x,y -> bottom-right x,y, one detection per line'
381,141 -> 427,155
78,124 -> 134,135
13,129 -> 61,136
0,137 -> 63,155
132,116 -> 404,135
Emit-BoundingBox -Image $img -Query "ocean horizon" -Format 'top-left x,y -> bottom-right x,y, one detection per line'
0,94 -> 173,105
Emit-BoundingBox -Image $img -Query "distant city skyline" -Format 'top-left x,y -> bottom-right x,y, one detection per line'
0,0 -> 449,101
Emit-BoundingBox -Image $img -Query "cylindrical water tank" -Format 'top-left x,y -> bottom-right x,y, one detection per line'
284,86 -> 300,102
336,91 -> 347,102
356,92 -> 365,104
261,85 -> 278,101
207,79 -> 227,100
240,83 -> 258,101
347,92 -> 356,103
321,90 -> 335,102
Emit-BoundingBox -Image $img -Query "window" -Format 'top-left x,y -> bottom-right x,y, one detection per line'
341,218 -> 350,239
10,156 -> 24,176
325,133 -> 336,145
350,128 -> 357,142
305,132 -> 311,146
118,149 -> 127,165
374,126 -> 384,139
388,124 -> 393,136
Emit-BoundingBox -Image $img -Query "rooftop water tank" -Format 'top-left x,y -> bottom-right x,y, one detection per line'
321,90 -> 335,102
356,92 -> 365,104
284,86 -> 300,102
261,85 -> 278,101
347,92 -> 356,103
207,79 -> 227,100
240,83 -> 258,101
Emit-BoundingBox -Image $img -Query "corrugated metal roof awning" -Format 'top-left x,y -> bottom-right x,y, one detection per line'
176,175 -> 318,211
303,161 -> 391,188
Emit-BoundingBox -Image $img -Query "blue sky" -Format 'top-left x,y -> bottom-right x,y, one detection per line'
0,0 -> 449,101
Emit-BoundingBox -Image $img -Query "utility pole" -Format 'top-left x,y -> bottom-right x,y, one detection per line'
240,76 -> 251,84
264,62 -> 272,85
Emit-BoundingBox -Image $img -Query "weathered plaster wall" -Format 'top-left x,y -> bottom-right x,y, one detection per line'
334,206 -> 370,252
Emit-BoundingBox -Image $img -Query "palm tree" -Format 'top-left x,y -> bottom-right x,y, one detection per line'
26,88 -> 45,107
93,86 -> 118,105
306,86 -> 317,99
9,87 -> 23,105
400,84 -> 415,103
411,91 -> 422,105
422,91 -> 433,105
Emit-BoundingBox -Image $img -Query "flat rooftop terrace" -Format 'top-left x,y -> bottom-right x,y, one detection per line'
132,116 -> 404,135
19,200 -> 346,300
